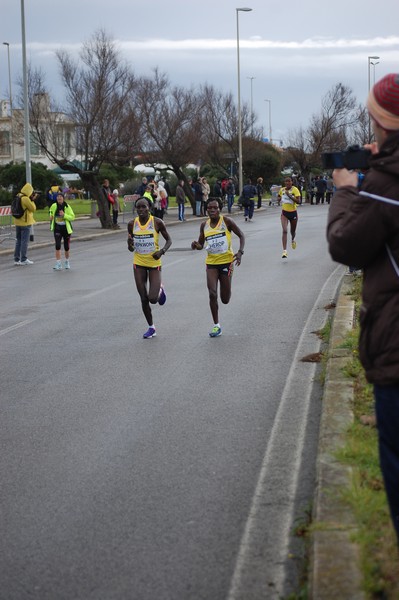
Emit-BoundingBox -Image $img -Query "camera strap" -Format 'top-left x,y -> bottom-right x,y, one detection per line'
359,191 -> 399,278
359,190 -> 399,206
386,244 -> 399,279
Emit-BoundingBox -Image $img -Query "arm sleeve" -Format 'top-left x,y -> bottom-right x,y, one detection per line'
327,187 -> 389,267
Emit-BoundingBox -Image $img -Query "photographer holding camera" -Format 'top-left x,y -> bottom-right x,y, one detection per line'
327,73 -> 399,544
13,183 -> 38,266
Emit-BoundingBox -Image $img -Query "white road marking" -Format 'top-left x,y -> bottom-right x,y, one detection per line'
227,264 -> 343,599
82,281 -> 127,299
0,319 -> 37,337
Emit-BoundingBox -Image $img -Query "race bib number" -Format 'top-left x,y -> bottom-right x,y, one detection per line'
134,233 -> 156,254
283,192 -> 294,204
206,232 -> 229,254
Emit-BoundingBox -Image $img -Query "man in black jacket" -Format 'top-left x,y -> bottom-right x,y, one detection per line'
327,73 -> 399,544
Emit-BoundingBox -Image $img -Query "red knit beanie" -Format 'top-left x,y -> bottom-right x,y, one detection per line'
367,73 -> 399,131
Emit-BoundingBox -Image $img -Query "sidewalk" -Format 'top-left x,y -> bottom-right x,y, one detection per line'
0,204 -> 268,257
0,205 -> 364,595
0,206 -> 199,257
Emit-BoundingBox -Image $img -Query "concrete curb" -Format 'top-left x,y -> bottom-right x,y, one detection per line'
309,276 -> 365,599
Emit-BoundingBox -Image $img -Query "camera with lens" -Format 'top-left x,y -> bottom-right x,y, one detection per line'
321,145 -> 371,170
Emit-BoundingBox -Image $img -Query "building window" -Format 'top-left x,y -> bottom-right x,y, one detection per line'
65,131 -> 72,155
0,130 -> 11,156
30,131 -> 42,156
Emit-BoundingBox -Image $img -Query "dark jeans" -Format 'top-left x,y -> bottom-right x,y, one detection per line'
374,384 -> 399,543
178,203 -> 185,221
244,199 -> 255,220
14,225 -> 31,262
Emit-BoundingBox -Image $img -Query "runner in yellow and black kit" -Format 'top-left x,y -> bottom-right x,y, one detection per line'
127,197 -> 172,339
191,198 -> 245,337
278,176 -> 301,259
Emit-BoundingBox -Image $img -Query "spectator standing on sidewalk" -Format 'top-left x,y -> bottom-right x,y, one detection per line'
256,177 -> 264,209
175,180 -> 186,221
101,178 -> 116,225
213,179 -> 223,200
135,177 -> 148,196
242,178 -> 257,222
193,178 -> 203,217
315,176 -> 327,204
13,183 -> 37,266
201,177 -> 210,217
325,176 -> 334,204
49,192 -> 75,270
327,72 -> 399,544
225,178 -> 235,213
112,188 -> 120,228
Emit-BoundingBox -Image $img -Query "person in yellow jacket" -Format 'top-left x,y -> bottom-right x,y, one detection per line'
13,183 -> 37,265
49,192 -> 75,270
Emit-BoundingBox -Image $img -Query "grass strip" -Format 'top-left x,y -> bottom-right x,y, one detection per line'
337,275 -> 399,598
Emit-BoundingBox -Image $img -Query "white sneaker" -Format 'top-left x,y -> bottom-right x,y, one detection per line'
14,260 -> 21,266
20,259 -> 34,265
53,261 -> 62,270
64,260 -> 70,269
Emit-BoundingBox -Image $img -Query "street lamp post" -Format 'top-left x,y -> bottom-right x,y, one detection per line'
3,42 -> 14,162
236,7 -> 252,196
368,55 -> 380,143
246,76 -> 255,136
264,98 -> 272,143
370,59 -> 379,85
21,0 -> 32,184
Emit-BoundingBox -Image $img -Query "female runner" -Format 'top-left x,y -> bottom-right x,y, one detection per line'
191,198 -> 245,337
127,197 -> 172,338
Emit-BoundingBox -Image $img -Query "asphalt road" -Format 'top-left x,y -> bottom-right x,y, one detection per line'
0,205 -> 344,600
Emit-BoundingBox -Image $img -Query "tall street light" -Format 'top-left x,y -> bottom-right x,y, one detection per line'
3,42 -> 14,162
236,7 -> 252,196
368,55 -> 380,143
21,0 -> 32,184
246,76 -> 255,136
264,98 -> 272,143
370,59 -> 379,85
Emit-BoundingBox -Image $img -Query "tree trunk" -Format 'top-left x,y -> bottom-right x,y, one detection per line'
80,172 -> 113,229
171,163 -> 195,214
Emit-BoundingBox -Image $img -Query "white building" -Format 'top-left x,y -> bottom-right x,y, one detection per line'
0,96 -> 77,170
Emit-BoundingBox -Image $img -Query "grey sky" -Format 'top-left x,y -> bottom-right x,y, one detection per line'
1,0 -> 399,145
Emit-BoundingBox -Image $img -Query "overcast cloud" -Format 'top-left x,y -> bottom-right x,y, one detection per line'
1,0 -> 399,145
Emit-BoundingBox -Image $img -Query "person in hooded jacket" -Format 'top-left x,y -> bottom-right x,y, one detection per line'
13,183 -> 37,266
327,73 -> 399,544
49,192 -> 75,270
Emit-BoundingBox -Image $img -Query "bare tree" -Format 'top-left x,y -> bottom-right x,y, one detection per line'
134,69 -> 206,211
348,104 -> 369,147
286,83 -> 360,185
201,85 -> 256,179
28,29 -> 138,228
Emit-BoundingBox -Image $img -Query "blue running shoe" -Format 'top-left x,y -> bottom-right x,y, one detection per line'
143,327 -> 156,339
209,325 -> 222,337
158,284 -> 166,306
